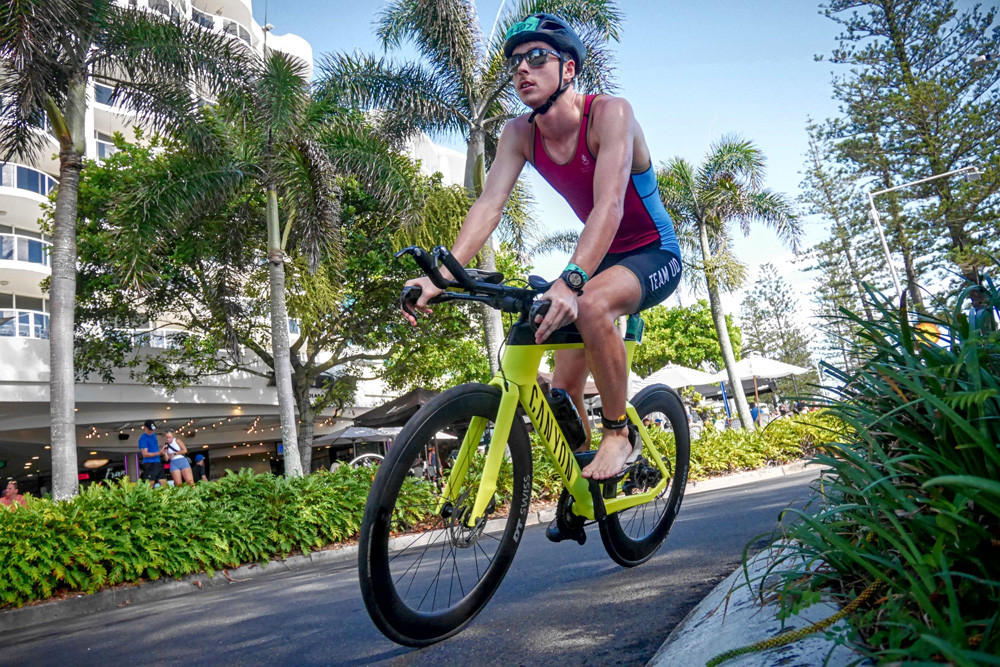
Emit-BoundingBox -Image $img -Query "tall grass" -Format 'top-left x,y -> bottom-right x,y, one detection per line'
765,277 -> 1000,662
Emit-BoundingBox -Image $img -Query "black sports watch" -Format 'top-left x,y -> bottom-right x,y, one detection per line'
559,263 -> 588,294
559,266 -> 587,295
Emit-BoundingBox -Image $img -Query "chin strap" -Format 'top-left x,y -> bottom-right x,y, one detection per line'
528,57 -> 571,123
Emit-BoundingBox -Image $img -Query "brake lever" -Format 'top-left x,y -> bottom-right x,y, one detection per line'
432,246 -> 479,293
395,246 -> 452,289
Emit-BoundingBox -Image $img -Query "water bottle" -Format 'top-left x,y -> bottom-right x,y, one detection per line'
546,388 -> 588,451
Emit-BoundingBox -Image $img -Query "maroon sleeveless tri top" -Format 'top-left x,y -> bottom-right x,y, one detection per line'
529,94 -> 676,255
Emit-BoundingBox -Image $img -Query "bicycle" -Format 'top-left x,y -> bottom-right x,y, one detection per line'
358,245 -> 691,647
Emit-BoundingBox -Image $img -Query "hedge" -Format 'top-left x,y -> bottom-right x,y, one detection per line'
1,413 -> 832,610
0,466 -> 431,609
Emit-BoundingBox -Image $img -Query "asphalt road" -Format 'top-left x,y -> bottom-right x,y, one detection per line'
0,469 -> 820,666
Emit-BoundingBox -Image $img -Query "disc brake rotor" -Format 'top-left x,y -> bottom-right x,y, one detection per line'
444,489 -> 490,548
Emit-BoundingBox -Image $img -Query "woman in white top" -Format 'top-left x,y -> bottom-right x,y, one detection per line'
163,430 -> 195,487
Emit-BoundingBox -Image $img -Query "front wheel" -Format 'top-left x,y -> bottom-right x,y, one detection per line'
358,383 -> 533,647
598,384 -> 690,567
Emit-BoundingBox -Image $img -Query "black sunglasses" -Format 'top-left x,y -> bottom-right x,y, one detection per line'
505,47 -> 563,74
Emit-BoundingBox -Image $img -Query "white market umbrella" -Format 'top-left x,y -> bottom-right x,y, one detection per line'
709,355 -> 810,382
633,363 -> 719,396
709,354 -> 810,402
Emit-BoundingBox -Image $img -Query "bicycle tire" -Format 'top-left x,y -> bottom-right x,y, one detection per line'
358,383 -> 533,647
598,383 -> 690,567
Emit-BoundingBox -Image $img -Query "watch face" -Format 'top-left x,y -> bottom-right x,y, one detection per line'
565,271 -> 584,289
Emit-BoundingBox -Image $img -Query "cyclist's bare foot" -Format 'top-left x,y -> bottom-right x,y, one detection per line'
581,431 -> 632,480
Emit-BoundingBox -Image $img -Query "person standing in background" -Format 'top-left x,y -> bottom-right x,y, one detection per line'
163,430 -> 195,487
1,481 -> 26,508
192,454 -> 209,482
138,420 -> 163,488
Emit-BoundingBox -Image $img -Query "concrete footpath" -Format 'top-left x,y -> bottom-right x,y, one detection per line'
0,460 -> 826,643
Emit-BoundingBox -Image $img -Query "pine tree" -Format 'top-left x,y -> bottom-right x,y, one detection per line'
740,263 -> 813,369
821,0 -> 1000,300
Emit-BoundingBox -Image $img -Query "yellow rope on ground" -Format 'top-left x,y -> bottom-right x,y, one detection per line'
705,579 -> 883,667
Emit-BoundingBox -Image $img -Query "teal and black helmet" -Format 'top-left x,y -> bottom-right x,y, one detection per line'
503,13 -> 586,72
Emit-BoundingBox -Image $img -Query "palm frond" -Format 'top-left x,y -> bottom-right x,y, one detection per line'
317,53 -> 467,137
657,157 -> 702,230
529,229 -> 579,256
742,189 -> 802,254
89,4 -> 253,152
376,0 -> 482,97
317,117 -> 426,227
109,148 -> 251,284
497,179 -> 538,261
699,134 -> 766,193
278,137 -> 342,272
255,50 -> 311,147
0,0 -> 89,159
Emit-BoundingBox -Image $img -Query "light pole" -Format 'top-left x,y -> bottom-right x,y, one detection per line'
865,165 -> 983,300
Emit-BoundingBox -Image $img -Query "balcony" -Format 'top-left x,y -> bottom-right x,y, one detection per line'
0,163 -> 57,198
190,7 -> 251,45
0,233 -> 51,268
190,0 -> 253,32
0,309 -> 49,340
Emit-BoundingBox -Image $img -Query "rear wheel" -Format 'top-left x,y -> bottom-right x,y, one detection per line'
358,384 -> 532,647
598,384 -> 690,567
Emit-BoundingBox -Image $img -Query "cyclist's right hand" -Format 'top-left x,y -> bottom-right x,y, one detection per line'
401,276 -> 443,326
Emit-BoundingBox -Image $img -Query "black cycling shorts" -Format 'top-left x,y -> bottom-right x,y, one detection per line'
594,241 -> 682,313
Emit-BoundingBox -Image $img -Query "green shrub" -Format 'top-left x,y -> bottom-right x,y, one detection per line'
525,414 -> 833,492
765,280 -> 1000,662
688,411 -> 841,480
0,466 -> 432,609
0,410 -> 834,610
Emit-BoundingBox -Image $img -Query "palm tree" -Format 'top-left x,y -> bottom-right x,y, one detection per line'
111,51 -> 424,473
318,0 -> 624,371
0,0 -> 249,499
658,136 -> 800,430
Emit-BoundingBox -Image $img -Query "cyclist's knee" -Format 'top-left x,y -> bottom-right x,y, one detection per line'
575,296 -> 618,334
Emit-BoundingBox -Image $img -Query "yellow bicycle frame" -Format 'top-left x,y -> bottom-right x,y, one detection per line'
437,323 -> 674,526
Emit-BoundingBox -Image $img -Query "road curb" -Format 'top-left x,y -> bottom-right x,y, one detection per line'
647,541 -> 870,666
0,460 -> 817,634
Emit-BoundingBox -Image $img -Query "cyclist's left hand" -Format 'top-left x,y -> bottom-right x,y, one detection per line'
535,280 -> 578,343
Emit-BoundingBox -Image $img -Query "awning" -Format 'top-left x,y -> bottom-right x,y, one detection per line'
313,425 -> 389,446
354,388 -> 439,428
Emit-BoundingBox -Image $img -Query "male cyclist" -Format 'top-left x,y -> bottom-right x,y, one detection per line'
403,14 -> 682,485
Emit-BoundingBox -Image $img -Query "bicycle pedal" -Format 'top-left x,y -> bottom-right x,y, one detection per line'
545,518 -> 586,545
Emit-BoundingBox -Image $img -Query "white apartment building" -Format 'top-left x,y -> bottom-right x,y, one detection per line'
0,0 -> 465,492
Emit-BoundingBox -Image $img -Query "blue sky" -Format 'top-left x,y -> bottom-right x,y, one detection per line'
260,0 -> 848,316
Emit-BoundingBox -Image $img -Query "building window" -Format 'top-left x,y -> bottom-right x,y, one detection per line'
0,303 -> 49,340
1,164 -> 56,195
0,232 -> 51,267
96,140 -> 117,161
191,7 -> 214,29
223,19 -> 252,45
148,0 -> 170,17
94,83 -> 115,106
